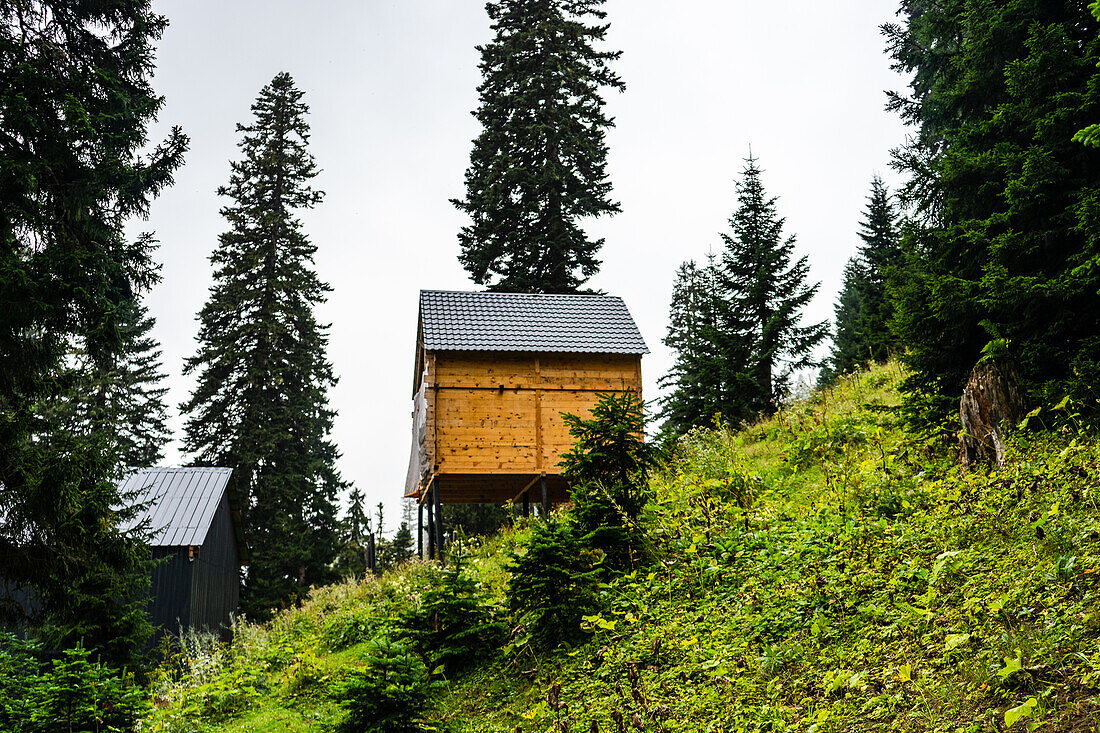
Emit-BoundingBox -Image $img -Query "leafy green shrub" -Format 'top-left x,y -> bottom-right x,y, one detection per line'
0,634 -> 149,733
336,637 -> 442,733
788,413 -> 870,466
180,666 -> 263,722
506,519 -> 601,650
323,605 -> 377,650
560,390 -> 656,569
281,648 -> 329,698
400,547 -> 507,674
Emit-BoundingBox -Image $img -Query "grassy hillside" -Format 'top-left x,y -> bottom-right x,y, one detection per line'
142,362 -> 1100,732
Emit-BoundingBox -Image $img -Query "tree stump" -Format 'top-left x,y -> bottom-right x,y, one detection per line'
959,357 -> 1026,469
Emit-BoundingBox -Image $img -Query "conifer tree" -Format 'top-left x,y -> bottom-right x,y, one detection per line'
400,546 -> 507,674
37,296 -> 170,469
885,2 -> 1100,422
182,73 -> 342,618
715,155 -> 827,419
560,390 -> 654,569
111,300 -> 171,468
0,0 -> 186,667
453,0 -> 625,293
823,177 -> 901,383
658,258 -> 727,436
389,523 -> 415,567
346,489 -> 369,544
506,519 -> 600,650
821,258 -> 871,386
1076,2 -> 1100,147
334,488 -> 371,578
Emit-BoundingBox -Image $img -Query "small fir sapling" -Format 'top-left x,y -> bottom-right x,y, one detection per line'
559,389 -> 656,569
400,544 -> 507,674
506,519 -> 601,650
336,637 -> 441,733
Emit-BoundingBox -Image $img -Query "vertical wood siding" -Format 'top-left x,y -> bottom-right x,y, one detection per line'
189,494 -> 240,635
149,547 -> 192,636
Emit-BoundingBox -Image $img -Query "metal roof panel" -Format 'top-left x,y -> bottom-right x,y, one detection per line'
118,467 -> 233,547
419,290 -> 649,355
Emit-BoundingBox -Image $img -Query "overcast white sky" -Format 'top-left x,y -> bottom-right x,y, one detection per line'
129,1 -> 910,531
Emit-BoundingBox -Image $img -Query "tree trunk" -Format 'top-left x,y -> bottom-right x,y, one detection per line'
959,357 -> 1026,469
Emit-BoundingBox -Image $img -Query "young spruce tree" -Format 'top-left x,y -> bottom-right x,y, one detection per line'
334,488 -> 371,578
715,154 -> 827,420
110,300 -> 171,468
821,259 -> 870,386
182,73 -> 342,618
560,389 -> 654,570
823,176 -> 901,383
0,0 -> 186,668
453,0 -> 625,293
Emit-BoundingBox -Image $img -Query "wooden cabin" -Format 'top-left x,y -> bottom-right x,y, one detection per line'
119,467 -> 248,638
405,290 -> 648,555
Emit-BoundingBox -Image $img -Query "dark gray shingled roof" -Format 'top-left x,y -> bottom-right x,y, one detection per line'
118,467 -> 233,547
419,290 -> 649,354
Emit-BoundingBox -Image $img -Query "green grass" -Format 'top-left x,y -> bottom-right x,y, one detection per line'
142,361 -> 1100,732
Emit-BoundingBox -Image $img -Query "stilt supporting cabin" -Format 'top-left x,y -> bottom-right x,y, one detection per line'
404,290 -> 648,560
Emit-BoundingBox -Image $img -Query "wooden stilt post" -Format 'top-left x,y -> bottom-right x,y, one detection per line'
540,475 -> 548,516
417,502 -> 423,559
522,489 -> 530,518
427,490 -> 435,560
434,481 -> 445,565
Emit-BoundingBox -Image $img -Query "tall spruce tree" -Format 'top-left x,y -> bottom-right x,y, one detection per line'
453,0 -> 625,293
715,154 -> 827,420
0,1 -> 186,667
884,1 -> 1100,423
182,73 -> 342,618
823,176 -> 901,383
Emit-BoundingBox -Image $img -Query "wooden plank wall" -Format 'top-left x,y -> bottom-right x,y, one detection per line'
431,352 -> 642,476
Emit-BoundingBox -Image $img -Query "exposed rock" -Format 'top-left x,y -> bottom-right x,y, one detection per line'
959,357 -> 1026,469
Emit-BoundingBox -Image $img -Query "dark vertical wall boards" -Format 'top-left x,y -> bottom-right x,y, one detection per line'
119,468 -> 249,639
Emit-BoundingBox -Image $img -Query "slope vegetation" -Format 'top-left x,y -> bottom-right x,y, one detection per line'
143,362 -> 1100,732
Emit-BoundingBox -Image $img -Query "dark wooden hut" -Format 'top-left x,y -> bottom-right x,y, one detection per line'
120,467 -> 248,637
405,290 -> 648,557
